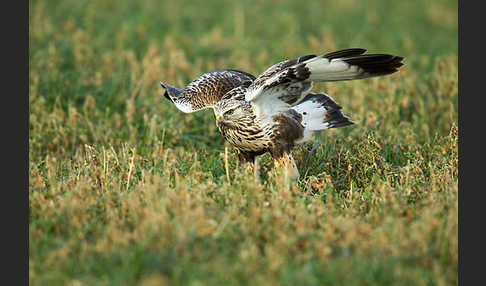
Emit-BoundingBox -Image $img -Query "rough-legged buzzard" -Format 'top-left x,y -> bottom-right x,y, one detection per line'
160,48 -> 404,179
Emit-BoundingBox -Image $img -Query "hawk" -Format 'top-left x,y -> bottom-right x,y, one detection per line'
160,48 -> 403,179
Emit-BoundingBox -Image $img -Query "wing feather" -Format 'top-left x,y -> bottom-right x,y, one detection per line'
162,69 -> 255,113
245,49 -> 403,105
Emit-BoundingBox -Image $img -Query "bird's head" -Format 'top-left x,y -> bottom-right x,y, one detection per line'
213,99 -> 247,128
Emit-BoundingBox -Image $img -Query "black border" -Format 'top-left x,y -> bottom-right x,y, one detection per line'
458,1 -> 481,285
457,0 -> 462,282
4,0 -> 29,284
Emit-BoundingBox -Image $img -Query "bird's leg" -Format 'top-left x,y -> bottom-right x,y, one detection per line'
237,150 -> 258,175
272,152 -> 300,181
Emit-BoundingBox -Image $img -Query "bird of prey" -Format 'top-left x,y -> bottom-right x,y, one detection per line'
160,48 -> 403,179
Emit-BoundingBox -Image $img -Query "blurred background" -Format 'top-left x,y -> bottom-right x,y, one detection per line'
29,0 -> 457,153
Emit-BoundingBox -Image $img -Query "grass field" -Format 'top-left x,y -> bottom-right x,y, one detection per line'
29,0 -> 458,285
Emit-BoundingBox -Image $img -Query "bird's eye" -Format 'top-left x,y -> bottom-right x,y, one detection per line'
224,109 -> 235,116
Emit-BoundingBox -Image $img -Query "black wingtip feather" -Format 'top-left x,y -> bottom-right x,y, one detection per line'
342,54 -> 404,76
160,82 -> 173,102
320,49 -> 405,77
300,93 -> 342,110
323,48 -> 367,60
297,54 -> 317,63
327,116 -> 355,129
299,93 -> 355,129
324,109 -> 355,129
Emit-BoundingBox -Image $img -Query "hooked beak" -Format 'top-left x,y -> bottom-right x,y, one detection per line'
216,115 -> 232,125
216,115 -> 224,121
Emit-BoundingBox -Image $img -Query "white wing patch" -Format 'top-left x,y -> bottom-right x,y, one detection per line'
292,97 -> 332,131
251,89 -> 291,126
306,57 -> 364,81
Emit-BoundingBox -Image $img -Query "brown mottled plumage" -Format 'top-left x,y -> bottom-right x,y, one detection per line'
161,48 -> 404,179
161,69 -> 255,113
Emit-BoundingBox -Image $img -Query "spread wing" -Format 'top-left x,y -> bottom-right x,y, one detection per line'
220,80 -> 252,101
161,69 -> 255,113
246,48 -> 404,117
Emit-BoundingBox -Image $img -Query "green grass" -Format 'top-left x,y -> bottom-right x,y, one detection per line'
29,0 -> 458,285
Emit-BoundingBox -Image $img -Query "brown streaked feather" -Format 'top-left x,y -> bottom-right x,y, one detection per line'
163,69 -> 255,113
269,112 -> 304,158
249,55 -> 314,92
183,69 -> 255,109
220,80 -> 252,101
237,149 -> 266,164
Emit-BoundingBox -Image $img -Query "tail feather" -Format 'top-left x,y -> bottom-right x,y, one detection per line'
292,93 -> 354,143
